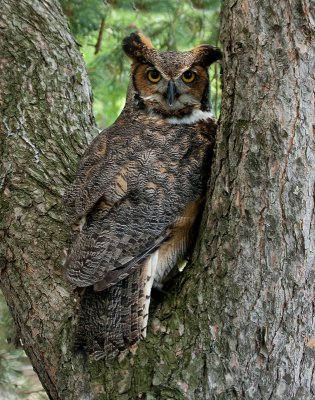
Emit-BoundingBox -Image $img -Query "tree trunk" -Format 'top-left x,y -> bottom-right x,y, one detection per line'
0,0 -> 97,398
1,0 -> 314,399
206,2 -> 315,398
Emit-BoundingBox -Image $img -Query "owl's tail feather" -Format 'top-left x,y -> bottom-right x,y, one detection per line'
74,265 -> 148,360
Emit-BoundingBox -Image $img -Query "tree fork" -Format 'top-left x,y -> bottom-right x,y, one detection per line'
0,0 -> 314,399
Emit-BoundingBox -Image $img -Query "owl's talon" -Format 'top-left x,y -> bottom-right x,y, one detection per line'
177,258 -> 189,272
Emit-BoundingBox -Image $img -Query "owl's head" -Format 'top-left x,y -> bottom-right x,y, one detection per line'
122,32 -> 222,119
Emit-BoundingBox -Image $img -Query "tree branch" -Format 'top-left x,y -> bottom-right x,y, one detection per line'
95,18 -> 106,55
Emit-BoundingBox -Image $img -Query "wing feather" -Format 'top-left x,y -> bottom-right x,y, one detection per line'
64,129 -> 128,224
64,123 -> 180,292
64,198 -> 171,289
92,234 -> 169,291
65,227 -> 169,288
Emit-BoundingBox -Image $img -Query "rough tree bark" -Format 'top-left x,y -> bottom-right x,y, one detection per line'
0,0 -> 97,398
201,1 -> 315,398
0,0 -> 314,399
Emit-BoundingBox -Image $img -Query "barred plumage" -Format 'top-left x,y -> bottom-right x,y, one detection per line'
64,31 -> 221,359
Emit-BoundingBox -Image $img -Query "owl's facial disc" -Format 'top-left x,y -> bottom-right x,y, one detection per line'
133,61 -> 209,117
142,69 -> 200,112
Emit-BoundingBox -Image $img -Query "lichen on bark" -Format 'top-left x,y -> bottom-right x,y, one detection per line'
1,0 -> 315,399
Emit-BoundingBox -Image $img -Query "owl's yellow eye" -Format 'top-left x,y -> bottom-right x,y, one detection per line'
182,70 -> 196,83
147,69 -> 161,83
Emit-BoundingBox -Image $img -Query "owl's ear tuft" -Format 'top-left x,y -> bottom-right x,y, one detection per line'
122,32 -> 155,64
193,45 -> 222,67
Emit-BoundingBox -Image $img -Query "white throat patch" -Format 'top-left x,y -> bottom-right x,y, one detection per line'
166,109 -> 213,125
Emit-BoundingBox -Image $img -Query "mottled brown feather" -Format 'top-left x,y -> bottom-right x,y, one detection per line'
64,32 -> 221,359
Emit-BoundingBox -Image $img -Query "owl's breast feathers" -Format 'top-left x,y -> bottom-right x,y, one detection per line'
64,112 -> 215,285
64,112 -> 216,357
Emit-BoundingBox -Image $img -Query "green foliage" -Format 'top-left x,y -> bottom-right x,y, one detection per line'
60,0 -> 221,127
60,0 -> 108,35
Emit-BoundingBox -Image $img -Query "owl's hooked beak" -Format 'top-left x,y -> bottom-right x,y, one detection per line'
166,81 -> 177,107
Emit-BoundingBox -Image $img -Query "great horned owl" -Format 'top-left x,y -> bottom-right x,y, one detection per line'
64,32 -> 221,359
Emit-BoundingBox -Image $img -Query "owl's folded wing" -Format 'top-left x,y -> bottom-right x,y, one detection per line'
64,209 -> 170,290
64,131 -> 126,225
63,124 -> 172,290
